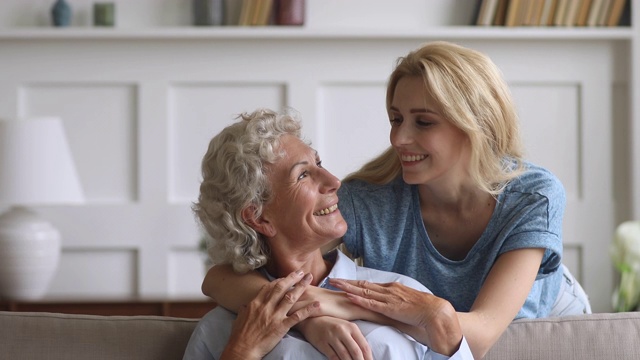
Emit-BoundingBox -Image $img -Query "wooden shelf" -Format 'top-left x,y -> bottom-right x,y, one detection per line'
0,26 -> 633,41
0,298 -> 217,318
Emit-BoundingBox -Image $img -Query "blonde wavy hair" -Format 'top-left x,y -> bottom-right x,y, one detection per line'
344,41 -> 525,195
193,108 -> 302,273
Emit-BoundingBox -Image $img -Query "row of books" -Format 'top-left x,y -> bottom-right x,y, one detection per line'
226,0 -> 304,26
474,0 -> 631,27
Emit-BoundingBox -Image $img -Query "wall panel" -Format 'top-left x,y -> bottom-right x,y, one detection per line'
19,83 -> 138,203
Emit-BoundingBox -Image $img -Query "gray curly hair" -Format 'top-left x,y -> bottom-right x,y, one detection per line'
193,108 -> 303,273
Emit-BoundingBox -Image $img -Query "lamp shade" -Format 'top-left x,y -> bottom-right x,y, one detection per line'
0,117 -> 84,205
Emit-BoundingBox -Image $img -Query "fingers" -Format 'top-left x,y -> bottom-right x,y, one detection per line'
329,279 -> 389,302
257,270 -> 315,320
348,326 -> 373,360
262,270 -> 306,302
283,301 -> 320,329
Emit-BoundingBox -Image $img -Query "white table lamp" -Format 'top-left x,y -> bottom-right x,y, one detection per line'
0,117 -> 84,301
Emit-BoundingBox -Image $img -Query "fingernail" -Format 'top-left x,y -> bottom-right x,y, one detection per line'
295,270 -> 304,276
303,273 -> 312,282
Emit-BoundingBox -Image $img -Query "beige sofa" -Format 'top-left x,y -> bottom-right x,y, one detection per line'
1,310 -> 640,359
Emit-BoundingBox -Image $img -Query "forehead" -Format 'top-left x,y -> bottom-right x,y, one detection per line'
392,76 -> 440,110
267,134 -> 314,174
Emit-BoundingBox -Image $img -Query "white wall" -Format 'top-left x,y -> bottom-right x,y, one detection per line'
0,0 -> 635,313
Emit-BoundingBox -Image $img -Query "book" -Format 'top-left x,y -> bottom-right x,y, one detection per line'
553,0 -> 569,25
575,0 -> 593,26
493,0 -> 510,25
617,0 -> 631,25
606,0 -> 627,26
505,0 -> 525,26
539,0 -> 558,26
471,0 -> 484,25
563,0 -> 582,26
529,0 -> 546,25
258,0 -> 274,25
597,0 -> 613,25
522,0 -> 537,25
238,0 -> 253,26
224,0 -> 243,25
477,0 -> 500,26
586,0 -> 604,26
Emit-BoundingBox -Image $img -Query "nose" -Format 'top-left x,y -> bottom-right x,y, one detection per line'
390,121 -> 412,147
319,167 -> 341,194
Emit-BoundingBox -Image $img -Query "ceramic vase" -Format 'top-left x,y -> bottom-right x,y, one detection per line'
51,0 -> 72,27
0,207 -> 61,301
193,0 -> 225,26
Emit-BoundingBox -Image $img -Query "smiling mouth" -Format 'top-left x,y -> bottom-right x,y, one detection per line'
314,204 -> 338,216
401,154 -> 427,162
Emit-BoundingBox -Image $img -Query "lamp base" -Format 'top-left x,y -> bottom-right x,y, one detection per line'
0,206 -> 61,301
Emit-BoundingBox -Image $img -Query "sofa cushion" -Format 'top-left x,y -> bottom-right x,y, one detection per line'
484,312 -> 640,360
0,311 -> 198,360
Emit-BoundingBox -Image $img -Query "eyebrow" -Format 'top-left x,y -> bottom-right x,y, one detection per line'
389,106 -> 438,115
288,150 -> 318,176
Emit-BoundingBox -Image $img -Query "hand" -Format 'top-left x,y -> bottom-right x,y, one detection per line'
329,279 -> 462,356
297,316 -> 373,360
220,270 -> 319,360
296,286 -> 390,324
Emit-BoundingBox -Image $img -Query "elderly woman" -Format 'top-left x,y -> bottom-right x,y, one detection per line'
182,109 -> 472,360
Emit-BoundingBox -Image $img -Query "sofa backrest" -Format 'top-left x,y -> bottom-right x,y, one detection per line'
3,310 -> 640,360
484,312 -> 640,360
0,311 -> 198,360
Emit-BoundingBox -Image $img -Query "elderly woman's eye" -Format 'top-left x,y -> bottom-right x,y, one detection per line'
316,160 -> 323,168
297,171 -> 308,181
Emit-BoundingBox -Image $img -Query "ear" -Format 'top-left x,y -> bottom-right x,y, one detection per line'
241,205 -> 276,238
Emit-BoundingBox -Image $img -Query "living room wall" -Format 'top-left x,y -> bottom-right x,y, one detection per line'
0,0 -> 637,313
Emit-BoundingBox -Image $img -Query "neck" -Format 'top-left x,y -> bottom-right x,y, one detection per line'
264,248 -> 330,286
418,182 -> 494,215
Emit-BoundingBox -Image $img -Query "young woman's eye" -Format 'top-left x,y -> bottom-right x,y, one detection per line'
416,119 -> 433,127
389,117 -> 402,126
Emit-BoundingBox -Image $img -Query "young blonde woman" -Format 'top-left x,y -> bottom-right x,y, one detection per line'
202,42 -> 591,359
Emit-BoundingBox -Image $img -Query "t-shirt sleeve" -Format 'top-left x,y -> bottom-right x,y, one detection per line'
499,172 -> 566,278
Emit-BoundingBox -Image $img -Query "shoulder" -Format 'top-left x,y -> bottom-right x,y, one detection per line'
506,162 -> 565,201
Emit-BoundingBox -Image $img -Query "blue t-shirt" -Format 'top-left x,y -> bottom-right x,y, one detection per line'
338,162 -> 564,319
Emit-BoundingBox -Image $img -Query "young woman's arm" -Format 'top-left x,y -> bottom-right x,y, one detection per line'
330,248 -> 544,359
457,248 -> 544,358
202,263 -> 381,321
202,264 -> 266,312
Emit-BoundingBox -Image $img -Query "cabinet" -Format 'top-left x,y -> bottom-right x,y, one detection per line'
0,298 -> 217,318
0,0 -> 637,313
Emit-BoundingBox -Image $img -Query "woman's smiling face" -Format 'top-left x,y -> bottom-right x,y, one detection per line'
260,134 -> 347,251
389,76 -> 471,186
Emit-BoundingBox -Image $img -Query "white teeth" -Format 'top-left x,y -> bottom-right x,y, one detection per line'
315,204 -> 338,216
401,154 -> 427,162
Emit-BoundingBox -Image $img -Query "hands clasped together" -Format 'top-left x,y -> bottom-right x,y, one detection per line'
221,271 -> 464,360
220,271 -> 319,360
328,278 -> 464,357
